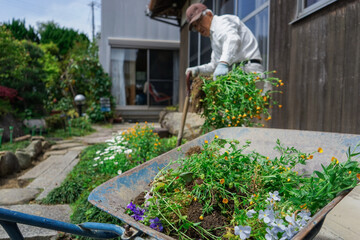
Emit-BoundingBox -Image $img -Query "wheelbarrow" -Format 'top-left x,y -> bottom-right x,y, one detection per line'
1,127 -> 360,239
87,127 -> 360,239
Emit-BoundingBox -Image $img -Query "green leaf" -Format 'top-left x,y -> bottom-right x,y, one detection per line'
314,171 -> 325,180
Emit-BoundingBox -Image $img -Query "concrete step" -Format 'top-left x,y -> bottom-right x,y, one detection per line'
314,185 -> 360,240
0,204 -> 71,240
0,188 -> 41,205
24,150 -> 81,200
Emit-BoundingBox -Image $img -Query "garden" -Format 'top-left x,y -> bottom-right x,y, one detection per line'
1,19 -> 359,240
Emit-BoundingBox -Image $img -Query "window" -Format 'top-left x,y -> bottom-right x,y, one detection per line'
111,48 -> 178,107
237,0 -> 269,69
296,0 -> 337,20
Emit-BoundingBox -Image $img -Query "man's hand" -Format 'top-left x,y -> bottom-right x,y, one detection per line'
213,62 -> 229,80
185,66 -> 199,77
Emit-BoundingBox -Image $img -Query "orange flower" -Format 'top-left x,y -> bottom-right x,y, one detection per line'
220,179 -> 225,184
174,189 -> 180,193
331,157 -> 337,162
357,173 -> 360,180
318,147 -> 323,153
204,140 -> 208,144
224,156 -> 228,160
212,117 -> 215,121
348,171 -> 352,174
301,155 -> 305,159
222,198 -> 229,204
199,215 -> 204,220
307,155 -> 313,159
279,105 -> 283,108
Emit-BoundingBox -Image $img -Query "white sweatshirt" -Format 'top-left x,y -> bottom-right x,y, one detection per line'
198,14 -> 262,75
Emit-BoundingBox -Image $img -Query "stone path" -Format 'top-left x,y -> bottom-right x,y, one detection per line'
0,123 -> 160,239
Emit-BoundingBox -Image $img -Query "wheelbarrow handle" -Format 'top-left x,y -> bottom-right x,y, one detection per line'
0,207 -> 141,239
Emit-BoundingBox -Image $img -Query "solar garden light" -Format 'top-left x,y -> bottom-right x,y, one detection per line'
9,126 -> 13,144
74,94 -> 86,117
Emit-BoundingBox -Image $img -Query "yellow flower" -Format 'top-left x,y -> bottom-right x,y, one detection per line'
222,198 -> 229,204
227,116 -> 230,119
349,171 -> 352,174
225,109 -> 229,113
204,140 -> 208,144
220,179 -> 225,184
318,147 -> 323,153
215,135 -> 219,139
287,178 -> 291,182
228,124 -> 231,127
199,215 -> 204,220
232,116 -> 236,120
301,155 -> 305,159
250,201 -> 253,205
194,197 -> 197,201
154,143 -> 158,146
174,189 -> 180,192
243,114 -> 247,117
266,157 -> 269,160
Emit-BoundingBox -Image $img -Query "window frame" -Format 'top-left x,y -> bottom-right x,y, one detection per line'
292,0 -> 337,23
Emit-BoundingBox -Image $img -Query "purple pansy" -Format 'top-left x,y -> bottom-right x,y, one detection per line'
150,217 -> 163,232
127,202 -> 145,221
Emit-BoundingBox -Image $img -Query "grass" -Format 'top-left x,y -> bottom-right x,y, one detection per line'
45,126 -> 95,139
0,140 -> 30,152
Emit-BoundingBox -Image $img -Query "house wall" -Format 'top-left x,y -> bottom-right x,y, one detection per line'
99,0 -> 180,73
268,0 -> 360,134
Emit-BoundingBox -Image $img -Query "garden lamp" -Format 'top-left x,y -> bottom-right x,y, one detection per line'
74,94 -> 86,117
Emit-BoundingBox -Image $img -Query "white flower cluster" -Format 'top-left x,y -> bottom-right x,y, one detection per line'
235,191 -> 312,240
92,131 -> 134,174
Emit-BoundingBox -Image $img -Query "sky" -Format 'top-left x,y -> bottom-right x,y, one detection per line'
0,0 -> 101,40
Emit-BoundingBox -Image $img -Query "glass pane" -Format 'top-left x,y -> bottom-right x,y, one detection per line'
189,31 -> 199,67
111,48 -> 147,106
237,0 -> 267,19
243,7 -> 269,69
305,0 -> 322,7
148,50 -> 173,106
204,0 -> 214,10
217,0 -> 235,15
200,36 -> 212,64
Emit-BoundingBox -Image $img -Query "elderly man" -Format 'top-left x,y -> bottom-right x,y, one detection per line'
185,3 -> 264,81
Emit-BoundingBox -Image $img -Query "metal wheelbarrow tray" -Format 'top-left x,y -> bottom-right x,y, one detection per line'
89,127 -> 360,239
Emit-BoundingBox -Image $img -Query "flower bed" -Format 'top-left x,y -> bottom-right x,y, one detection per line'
126,137 -> 360,239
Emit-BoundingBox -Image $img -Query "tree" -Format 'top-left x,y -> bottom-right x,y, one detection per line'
37,21 -> 89,57
3,19 -> 39,42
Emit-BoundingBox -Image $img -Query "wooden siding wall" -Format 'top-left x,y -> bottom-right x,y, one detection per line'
268,0 -> 360,134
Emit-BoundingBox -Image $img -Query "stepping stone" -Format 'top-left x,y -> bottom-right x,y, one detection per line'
23,150 -> 81,200
50,142 -> 84,151
0,188 -> 40,205
0,204 -> 71,240
43,150 -> 68,159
